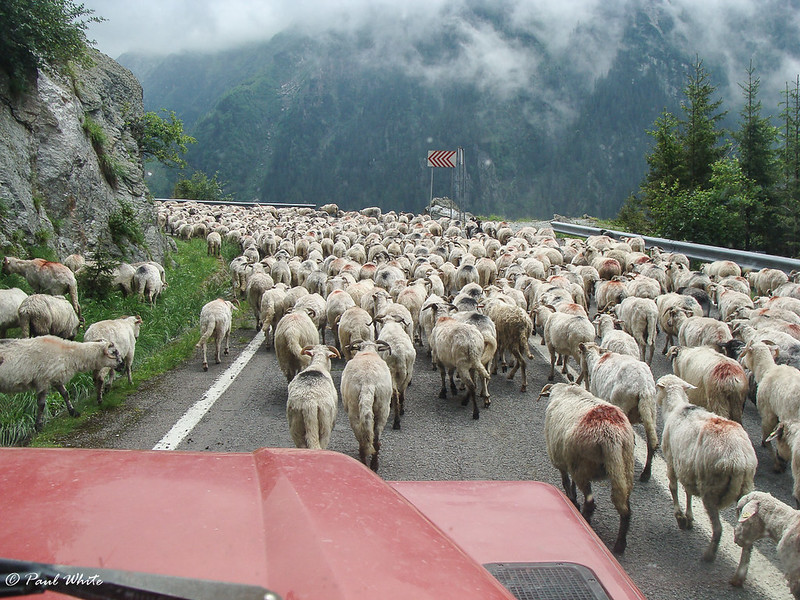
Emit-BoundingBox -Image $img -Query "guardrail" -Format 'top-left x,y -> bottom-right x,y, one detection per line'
155,198 -> 317,209
551,221 -> 800,273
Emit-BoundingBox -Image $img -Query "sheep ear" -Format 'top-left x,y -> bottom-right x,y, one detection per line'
766,423 -> 785,443
738,499 -> 759,522
536,384 -> 553,402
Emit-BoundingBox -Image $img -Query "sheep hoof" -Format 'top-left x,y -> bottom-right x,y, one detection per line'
472,410 -> 480,420
393,420 -> 401,430
438,389 -> 447,399
676,514 -> 691,530
612,540 -> 627,555
483,398 -> 491,408
520,385 -> 527,393
370,455 -> 379,471
202,364 -> 209,371
639,471 -> 651,483
547,374 -> 555,381
702,548 -> 717,563
730,576 -> 745,588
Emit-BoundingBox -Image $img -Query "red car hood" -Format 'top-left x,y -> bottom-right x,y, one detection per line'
0,447 -> 644,600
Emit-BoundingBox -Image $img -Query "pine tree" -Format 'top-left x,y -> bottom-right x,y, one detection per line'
679,57 -> 728,189
778,76 -> 800,256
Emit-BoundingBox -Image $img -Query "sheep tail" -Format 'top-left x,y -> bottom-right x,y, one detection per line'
358,388 -> 376,458
302,404 -> 322,450
603,431 -> 635,517
195,319 -> 215,348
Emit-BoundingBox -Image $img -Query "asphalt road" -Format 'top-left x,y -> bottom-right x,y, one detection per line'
63,315 -> 798,600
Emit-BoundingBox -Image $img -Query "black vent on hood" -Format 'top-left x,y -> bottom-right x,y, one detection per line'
484,562 -> 611,600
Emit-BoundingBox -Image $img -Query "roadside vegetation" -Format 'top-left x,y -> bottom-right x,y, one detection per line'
0,239 -> 238,447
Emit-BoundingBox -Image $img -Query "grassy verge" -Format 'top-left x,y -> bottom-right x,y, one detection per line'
0,239 -> 234,447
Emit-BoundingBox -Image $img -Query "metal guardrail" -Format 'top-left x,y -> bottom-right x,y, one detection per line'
156,198 -> 317,209
551,221 -> 800,273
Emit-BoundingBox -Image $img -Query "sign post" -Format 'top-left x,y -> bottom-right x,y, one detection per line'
427,150 -> 457,205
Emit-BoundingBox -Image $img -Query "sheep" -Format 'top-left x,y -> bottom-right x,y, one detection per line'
748,267 -> 790,296
542,311 -> 595,384
655,374 -> 757,563
485,300 -> 533,393
245,272 -> 275,330
395,281 -> 427,345
274,307 -> 320,382
196,298 -> 237,371
714,286 -> 754,322
701,259 -> 742,281
340,339 -> 394,471
133,262 -> 165,305
731,322 -> 800,370
613,296 -> 658,364
578,342 -> 659,482
739,340 -> 800,470
17,293 -> 80,340
427,305 -> 493,419
337,306 -> 375,360
677,286 -> 712,317
0,288 -> 28,337
83,315 -> 142,404
731,491 -> 800,597
293,293 -> 327,343
206,231 -> 222,257
325,289 -> 356,348
625,273 -> 661,300
2,256 -> 81,320
594,277 -> 628,313
766,422 -> 800,508
669,311 -> 732,352
0,335 -> 124,431
755,295 -> 800,320
286,344 -> 341,449
668,345 -> 749,423
539,382 -> 634,555
593,313 -> 640,359
377,317 -> 416,429
111,263 -> 136,296
259,284 -> 288,349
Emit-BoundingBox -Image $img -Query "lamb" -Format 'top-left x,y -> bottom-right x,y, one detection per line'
0,288 -> 28,337
731,491 -> 800,597
543,311 -> 595,384
593,313 -> 640,359
196,298 -> 237,371
668,345 -> 749,423
274,306 -> 320,382
133,262 -> 166,305
613,296 -> 658,364
17,293 -> 80,339
83,315 -> 142,404
578,342 -> 659,482
206,231 -> 222,257
427,305 -> 492,419
539,382 -> 635,554
655,374 -> 757,563
286,344 -> 341,449
2,256 -> 81,320
377,317 -> 416,429
739,340 -> 800,469
0,335 -> 124,431
340,339 -> 394,471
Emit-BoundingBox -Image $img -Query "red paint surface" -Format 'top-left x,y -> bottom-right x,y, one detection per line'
581,404 -> 628,429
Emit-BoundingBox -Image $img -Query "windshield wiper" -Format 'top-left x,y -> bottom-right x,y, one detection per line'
0,559 -> 279,600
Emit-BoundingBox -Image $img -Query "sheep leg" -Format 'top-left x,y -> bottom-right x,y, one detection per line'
224,328 -> 231,356
201,341 -> 209,371
613,502 -> 631,555
559,471 -> 579,508
459,368 -> 480,419
702,501 -> 722,562
448,367 -> 458,394
548,348 -> 557,381
640,411 -> 658,482
214,336 -> 223,364
668,469 -> 690,529
54,383 -> 80,419
661,334 -> 672,354
580,482 -> 595,523
684,491 -> 695,530
438,365 -> 448,399
730,544 -> 753,587
391,390 -> 401,430
370,439 -> 381,472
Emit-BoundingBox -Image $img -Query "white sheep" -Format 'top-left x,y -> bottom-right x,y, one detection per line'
286,344 -> 341,449
17,293 -> 80,340
326,289 -> 356,349
613,296 -> 658,364
668,344 -> 749,423
656,374 -> 757,563
111,263 -> 136,297
543,311 -> 595,384
377,318 -> 416,429
765,422 -> 800,508
259,284 -> 288,349
485,300 -> 533,393
340,339 -> 394,471
539,382 -> 635,554
657,293 -> 704,352
593,313 -> 639,359
714,286 -> 754,322
450,310 -> 497,401
731,491 -> 800,597
83,315 -> 142,404
748,268 -> 790,296
2,256 -> 82,320
196,298 -> 236,371
245,272 -> 275,330
206,231 -> 222,257
0,288 -> 28,337
337,306 -> 375,360
594,277 -> 628,313
739,340 -> 800,469
274,306 -> 320,382
133,262 -> 166,305
578,342 -> 659,482
0,335 -> 124,430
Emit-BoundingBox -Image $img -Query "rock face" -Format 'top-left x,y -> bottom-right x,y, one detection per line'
0,49 -> 169,262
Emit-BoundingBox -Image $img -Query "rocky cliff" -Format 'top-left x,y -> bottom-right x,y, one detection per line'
0,49 -> 168,262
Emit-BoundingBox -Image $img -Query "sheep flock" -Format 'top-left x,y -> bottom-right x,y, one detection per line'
3,198 -> 800,597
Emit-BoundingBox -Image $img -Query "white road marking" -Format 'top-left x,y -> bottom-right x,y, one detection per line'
529,336 -> 792,599
152,331 -> 265,451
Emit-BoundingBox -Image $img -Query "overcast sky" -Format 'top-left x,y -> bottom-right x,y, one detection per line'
81,0 -> 800,99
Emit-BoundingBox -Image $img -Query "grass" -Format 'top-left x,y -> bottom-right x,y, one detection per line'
0,238 -> 235,447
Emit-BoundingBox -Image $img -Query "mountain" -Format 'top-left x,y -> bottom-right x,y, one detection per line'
120,0 -> 798,220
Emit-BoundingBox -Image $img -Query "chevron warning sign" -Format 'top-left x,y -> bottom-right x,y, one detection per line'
427,150 -> 457,168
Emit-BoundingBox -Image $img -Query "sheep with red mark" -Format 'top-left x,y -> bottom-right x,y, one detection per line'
595,277 -> 628,313
713,286 -> 754,322
578,342 -> 658,482
668,311 -> 732,352
196,298 -> 236,372
613,296 -> 658,364
287,344 -> 341,449
701,260 -> 742,281
0,335 -> 123,431
655,374 -> 757,563
2,256 -> 81,320
340,339 -> 394,471
591,255 -> 623,281
731,490 -> 800,597
739,340 -> 800,470
539,382 -> 634,554
83,315 -> 142,404
667,345 -> 748,423
765,422 -> 800,508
